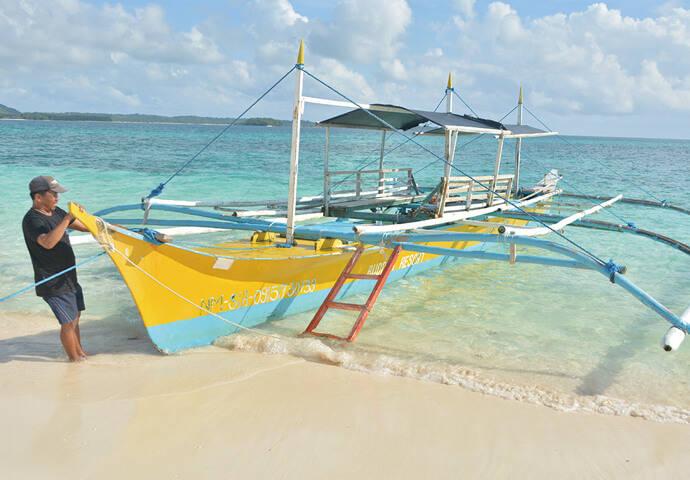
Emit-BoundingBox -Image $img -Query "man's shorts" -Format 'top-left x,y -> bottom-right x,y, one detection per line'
43,284 -> 85,325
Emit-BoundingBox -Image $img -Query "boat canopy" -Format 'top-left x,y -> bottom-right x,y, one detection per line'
316,104 -> 554,138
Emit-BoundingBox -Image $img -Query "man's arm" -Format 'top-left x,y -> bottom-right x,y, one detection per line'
67,203 -> 89,232
67,218 -> 89,232
37,213 -> 76,249
68,218 -> 89,232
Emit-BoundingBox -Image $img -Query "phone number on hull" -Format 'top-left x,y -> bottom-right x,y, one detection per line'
200,279 -> 317,314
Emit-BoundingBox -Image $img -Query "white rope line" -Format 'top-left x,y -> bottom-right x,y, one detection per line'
93,218 -> 285,341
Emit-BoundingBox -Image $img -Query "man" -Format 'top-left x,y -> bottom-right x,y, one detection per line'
22,175 -> 90,362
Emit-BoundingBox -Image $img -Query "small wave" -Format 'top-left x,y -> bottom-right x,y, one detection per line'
215,333 -> 690,425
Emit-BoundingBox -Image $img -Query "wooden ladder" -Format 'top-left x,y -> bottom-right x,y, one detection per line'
302,244 -> 402,341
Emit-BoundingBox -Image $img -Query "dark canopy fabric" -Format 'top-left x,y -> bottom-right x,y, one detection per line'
501,124 -> 550,135
317,104 -> 427,131
317,104 -> 506,134
409,110 -> 505,132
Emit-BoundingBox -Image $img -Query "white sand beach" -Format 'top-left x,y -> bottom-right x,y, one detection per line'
2,314 -> 690,479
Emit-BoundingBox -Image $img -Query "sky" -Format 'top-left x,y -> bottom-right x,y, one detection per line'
2,0 -> 690,138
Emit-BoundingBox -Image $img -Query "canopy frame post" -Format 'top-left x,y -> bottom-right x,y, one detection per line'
443,130 -> 459,179
489,132 -> 505,206
443,74 -> 456,180
379,130 -> 386,194
324,126 -> 330,216
513,87 -> 523,196
286,43 -> 305,245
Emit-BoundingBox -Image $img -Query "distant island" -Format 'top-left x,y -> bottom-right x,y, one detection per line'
0,103 -> 289,126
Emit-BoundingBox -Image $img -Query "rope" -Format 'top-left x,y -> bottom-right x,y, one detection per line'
302,67 -> 608,266
604,258 -> 624,283
107,242 -> 285,340
128,228 -> 276,251
0,252 -> 107,303
87,218 -> 299,341
323,131 -> 396,196
523,105 -> 666,204
452,89 -> 480,118
324,120 -> 441,196
172,240 -> 275,251
146,66 -> 297,199
414,94 -> 493,177
413,134 -> 485,176
503,141 -> 637,227
432,93 -> 446,113
328,91 -> 463,194
413,103 -> 515,177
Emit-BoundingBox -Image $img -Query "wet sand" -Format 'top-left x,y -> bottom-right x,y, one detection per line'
2,314 -> 690,479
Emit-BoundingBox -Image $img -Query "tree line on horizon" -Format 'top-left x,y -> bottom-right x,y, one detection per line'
0,103 -> 287,126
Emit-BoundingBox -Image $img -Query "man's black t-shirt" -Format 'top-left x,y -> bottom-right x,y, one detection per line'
22,207 -> 78,297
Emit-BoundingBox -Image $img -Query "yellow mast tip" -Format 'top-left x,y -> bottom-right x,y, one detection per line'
519,86 -> 523,103
296,38 -> 305,65
447,72 -> 453,89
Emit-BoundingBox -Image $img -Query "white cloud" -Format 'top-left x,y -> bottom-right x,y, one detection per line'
246,0 -> 308,30
381,59 -> 407,81
310,0 -> 412,63
1,1 -> 690,137
442,1 -> 690,119
312,57 -> 375,99
110,52 -> 129,65
454,0 -> 476,19
107,86 -> 141,107
0,0 -> 224,68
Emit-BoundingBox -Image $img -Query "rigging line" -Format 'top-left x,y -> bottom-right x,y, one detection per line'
503,142 -> 636,227
523,105 -> 665,204
432,92 -> 447,113
1,252 -> 107,304
146,66 -> 298,199
413,134 -> 487,176
171,240 -> 275,251
451,90 -> 479,118
404,94 -> 450,178
325,93 -> 455,193
413,106 -> 515,178
302,67 -> 608,265
384,91 -> 481,180
319,132 -> 394,197
499,105 -> 518,123
413,93 -> 488,177
108,244 -> 286,341
323,122 -> 442,196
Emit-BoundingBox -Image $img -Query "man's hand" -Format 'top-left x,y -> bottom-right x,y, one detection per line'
68,204 -> 89,232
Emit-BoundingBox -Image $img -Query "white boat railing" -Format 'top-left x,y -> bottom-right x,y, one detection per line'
353,189 -> 561,234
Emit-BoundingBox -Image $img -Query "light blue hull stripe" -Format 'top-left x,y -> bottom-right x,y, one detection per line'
147,251 -> 467,353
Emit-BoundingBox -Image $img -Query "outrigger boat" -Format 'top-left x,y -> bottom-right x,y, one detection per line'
71,42 -> 690,354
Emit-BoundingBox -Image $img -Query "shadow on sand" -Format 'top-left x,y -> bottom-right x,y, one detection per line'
0,313 -> 161,363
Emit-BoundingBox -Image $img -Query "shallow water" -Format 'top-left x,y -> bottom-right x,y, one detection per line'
1,119 -> 688,423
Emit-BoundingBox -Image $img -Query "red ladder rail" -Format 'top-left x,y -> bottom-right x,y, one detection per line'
303,244 -> 402,341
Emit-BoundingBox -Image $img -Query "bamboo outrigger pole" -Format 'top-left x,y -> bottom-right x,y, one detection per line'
286,39 -> 305,245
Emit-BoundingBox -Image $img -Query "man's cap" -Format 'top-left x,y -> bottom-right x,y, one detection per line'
29,175 -> 68,194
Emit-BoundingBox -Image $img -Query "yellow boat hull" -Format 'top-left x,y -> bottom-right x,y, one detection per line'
70,203 -> 531,353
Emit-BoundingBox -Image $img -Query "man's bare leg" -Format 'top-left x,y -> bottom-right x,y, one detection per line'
60,320 -> 82,362
73,314 -> 88,357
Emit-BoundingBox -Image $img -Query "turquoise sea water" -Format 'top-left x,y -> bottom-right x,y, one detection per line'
1,119 -> 689,423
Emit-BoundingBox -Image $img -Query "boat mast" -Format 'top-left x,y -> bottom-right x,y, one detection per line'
286,40 -> 305,245
446,72 -> 453,112
443,73 -> 457,179
513,86 -> 523,196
